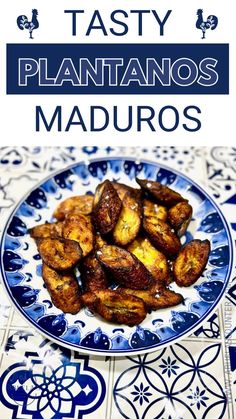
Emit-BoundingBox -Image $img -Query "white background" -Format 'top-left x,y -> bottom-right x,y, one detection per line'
0,0 -> 235,146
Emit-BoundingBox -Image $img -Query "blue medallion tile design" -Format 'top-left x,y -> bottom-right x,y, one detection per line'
0,337 -> 106,419
112,340 -> 228,419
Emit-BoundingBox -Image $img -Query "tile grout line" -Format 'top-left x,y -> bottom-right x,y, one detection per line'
219,303 -> 234,419
0,306 -> 14,363
105,357 -> 116,419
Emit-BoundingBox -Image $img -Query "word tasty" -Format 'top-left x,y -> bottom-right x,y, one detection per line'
64,9 -> 172,36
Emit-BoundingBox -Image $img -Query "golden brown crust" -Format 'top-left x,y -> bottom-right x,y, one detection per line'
62,213 -> 94,257
113,191 -> 142,246
112,182 -> 142,201
128,237 -> 170,284
53,195 -> 94,220
173,239 -> 211,287
29,222 -> 64,239
96,245 -> 153,290
92,180 -> 122,235
143,199 -> 168,222
82,289 -> 147,326
136,178 -> 186,207
143,216 -> 181,257
42,263 -> 82,314
95,232 -> 107,250
168,201 -> 193,237
36,238 -> 82,271
119,286 -> 183,311
81,253 -> 109,292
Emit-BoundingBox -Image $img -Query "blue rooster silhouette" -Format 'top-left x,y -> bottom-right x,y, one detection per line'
17,9 -> 39,39
196,9 -> 218,39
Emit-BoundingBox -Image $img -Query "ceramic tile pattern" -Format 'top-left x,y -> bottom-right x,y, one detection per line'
0,147 -> 235,419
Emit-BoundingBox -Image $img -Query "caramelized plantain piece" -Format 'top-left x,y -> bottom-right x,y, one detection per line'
42,263 -> 82,314
29,221 -> 64,239
143,199 -> 168,222
53,195 -> 94,220
82,289 -> 147,326
112,182 -> 142,201
173,239 -> 210,287
143,216 -> 181,257
168,201 -> 193,237
81,253 -> 109,293
113,191 -> 142,246
63,213 -> 94,257
128,237 -> 169,284
92,180 -> 122,235
37,238 -> 82,271
96,245 -> 153,289
95,232 -> 107,250
120,286 -> 183,311
136,178 -> 186,207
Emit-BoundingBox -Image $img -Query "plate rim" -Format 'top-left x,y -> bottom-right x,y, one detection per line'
0,156 -> 234,356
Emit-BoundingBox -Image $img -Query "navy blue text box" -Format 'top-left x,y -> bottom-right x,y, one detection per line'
7,43 -> 229,94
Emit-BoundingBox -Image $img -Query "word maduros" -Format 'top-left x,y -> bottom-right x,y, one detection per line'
19,57 -> 218,87
36,105 -> 201,133
64,9 -> 172,36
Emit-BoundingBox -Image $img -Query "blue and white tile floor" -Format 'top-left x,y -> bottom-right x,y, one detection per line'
0,147 -> 235,418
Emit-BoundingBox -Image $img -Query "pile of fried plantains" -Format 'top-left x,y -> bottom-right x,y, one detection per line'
29,178 -> 210,326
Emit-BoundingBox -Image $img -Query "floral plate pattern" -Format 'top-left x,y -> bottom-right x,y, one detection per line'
0,157 -> 234,356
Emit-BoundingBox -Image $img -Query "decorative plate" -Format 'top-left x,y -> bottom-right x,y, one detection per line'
0,158 -> 234,356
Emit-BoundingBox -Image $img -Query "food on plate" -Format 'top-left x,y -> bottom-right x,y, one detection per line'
119,286 -> 184,311
127,237 -> 170,284
96,245 -> 153,290
92,180 -> 122,235
143,198 -> 168,221
143,216 -> 181,257
82,289 -> 147,326
29,175 -> 211,326
81,253 -> 109,293
136,178 -> 186,207
36,238 -> 83,271
168,201 -> 193,237
53,195 -> 94,220
112,181 -> 142,201
113,190 -> 142,246
95,232 -> 107,249
29,221 -> 64,239
62,213 -> 94,257
42,263 -> 82,314
173,239 -> 211,286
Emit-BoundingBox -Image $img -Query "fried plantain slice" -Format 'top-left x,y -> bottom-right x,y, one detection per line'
92,180 -> 122,235
112,182 -> 142,201
143,199 -> 168,222
62,213 -> 94,257
37,238 -> 82,271
143,216 -> 181,257
53,195 -> 94,220
82,289 -> 147,326
96,245 -> 153,289
136,178 -> 186,207
128,237 -> 170,284
113,191 -> 142,246
42,263 -> 82,314
168,201 -> 193,237
29,221 -> 64,239
173,239 -> 210,287
119,286 -> 183,311
95,232 -> 107,250
81,253 -> 109,293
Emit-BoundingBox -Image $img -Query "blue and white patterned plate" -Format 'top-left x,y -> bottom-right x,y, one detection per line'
0,157 -> 234,356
